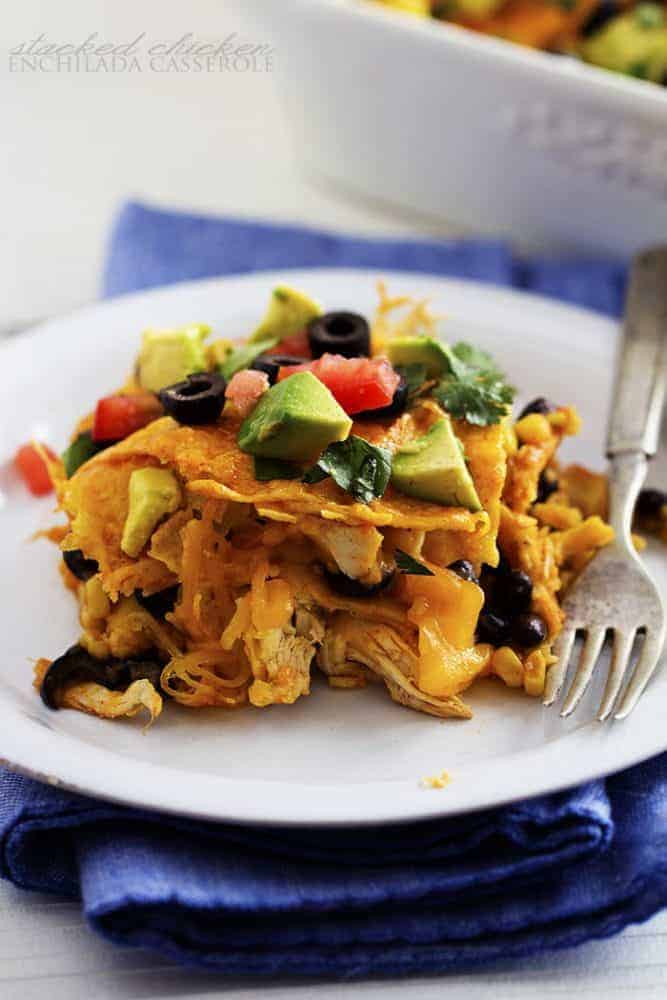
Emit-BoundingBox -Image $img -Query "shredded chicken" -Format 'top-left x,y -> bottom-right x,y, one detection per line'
247,600 -> 325,708
58,678 -> 162,725
299,518 -> 384,584
317,614 -> 472,719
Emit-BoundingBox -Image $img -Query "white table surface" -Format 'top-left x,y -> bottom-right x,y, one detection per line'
2,0 -> 665,995
2,880 -> 667,1000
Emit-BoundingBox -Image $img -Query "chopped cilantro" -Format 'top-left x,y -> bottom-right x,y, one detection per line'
395,362 -> 429,401
635,2 -> 663,29
395,549 -> 435,576
628,60 -> 649,79
219,335 -> 279,380
432,340 -> 514,426
303,435 -> 392,505
62,431 -> 108,478
450,342 -> 503,378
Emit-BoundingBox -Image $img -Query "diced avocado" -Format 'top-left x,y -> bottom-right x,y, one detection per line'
250,285 -> 323,344
121,468 -> 182,558
391,417 -> 482,510
386,336 -> 452,379
582,4 -> 667,82
237,371 -> 352,461
137,324 -> 210,393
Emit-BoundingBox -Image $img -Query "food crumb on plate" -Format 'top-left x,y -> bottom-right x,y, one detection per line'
420,770 -> 451,790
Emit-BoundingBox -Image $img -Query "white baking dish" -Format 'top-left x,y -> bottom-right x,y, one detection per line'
246,0 -> 667,254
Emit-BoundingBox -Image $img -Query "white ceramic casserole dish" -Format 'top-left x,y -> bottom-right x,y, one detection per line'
246,0 -> 667,254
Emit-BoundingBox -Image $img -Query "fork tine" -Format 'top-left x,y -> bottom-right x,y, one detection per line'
614,629 -> 665,720
560,627 -> 607,717
597,630 -> 635,721
543,627 -> 576,706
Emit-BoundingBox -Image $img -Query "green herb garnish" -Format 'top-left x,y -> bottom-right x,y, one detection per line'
432,341 -> 514,426
449,342 -> 503,378
395,549 -> 435,576
253,456 -> 301,481
628,60 -> 650,79
219,335 -> 279,380
303,435 -> 392,504
395,362 -> 430,401
62,431 -> 107,478
635,2 -> 663,29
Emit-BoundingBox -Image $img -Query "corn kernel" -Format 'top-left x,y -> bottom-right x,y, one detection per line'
491,646 -> 524,688
524,651 -> 547,697
515,413 -> 552,445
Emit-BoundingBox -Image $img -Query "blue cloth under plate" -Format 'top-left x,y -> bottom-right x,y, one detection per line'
2,201 -> 664,979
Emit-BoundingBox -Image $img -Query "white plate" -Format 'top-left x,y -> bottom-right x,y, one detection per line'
1,268 -> 666,827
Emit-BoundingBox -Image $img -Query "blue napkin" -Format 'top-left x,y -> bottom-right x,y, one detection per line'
2,201 -> 663,979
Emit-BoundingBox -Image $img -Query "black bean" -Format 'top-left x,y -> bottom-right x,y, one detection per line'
477,611 -> 512,646
63,549 -> 99,582
447,559 -> 479,584
519,397 -> 555,419
636,488 -> 667,520
159,372 -> 227,426
512,613 -> 547,648
307,312 -> 370,359
495,569 -> 533,615
136,585 -> 180,619
323,564 -> 395,598
354,377 -> 408,420
481,554 -> 511,586
251,354 -> 309,386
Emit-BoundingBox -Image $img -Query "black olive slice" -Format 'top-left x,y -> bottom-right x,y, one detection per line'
323,564 -> 395,598
136,584 -> 180,619
62,549 -> 99,582
125,659 -> 164,688
518,397 -> 555,419
307,312 -> 370,359
40,645 -> 124,709
250,354 -> 308,385
158,372 -> 227,426
40,644 -> 164,710
354,377 -> 408,421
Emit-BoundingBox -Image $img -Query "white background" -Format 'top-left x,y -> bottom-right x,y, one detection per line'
1,0 -> 466,325
1,0 -> 664,997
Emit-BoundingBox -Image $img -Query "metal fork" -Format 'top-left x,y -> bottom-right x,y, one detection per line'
543,247 -> 667,721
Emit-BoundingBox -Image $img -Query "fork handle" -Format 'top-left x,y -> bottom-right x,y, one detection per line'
607,247 -> 667,459
606,248 -> 667,549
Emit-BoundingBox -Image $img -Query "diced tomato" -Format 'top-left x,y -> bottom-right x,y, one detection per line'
14,443 -> 56,497
273,329 -> 311,358
92,393 -> 162,443
278,353 -> 400,415
226,369 -> 269,418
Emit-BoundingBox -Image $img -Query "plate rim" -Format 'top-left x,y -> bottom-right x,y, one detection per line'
3,266 -> 664,828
